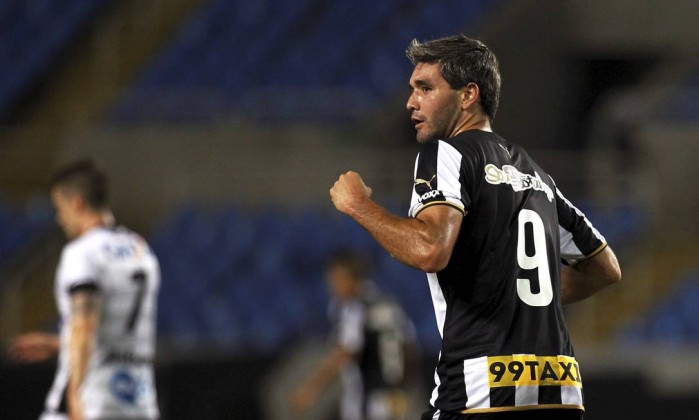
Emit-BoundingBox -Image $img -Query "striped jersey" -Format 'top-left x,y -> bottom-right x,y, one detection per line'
43,226 -> 160,420
408,130 -> 606,415
331,284 -> 413,419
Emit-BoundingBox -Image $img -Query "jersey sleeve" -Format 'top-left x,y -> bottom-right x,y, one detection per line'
57,241 -> 101,293
409,140 -> 469,217
554,184 -> 607,266
336,301 -> 365,353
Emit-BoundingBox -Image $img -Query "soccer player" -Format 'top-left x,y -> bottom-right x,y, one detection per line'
10,160 -> 160,420
291,252 -> 415,420
329,35 -> 621,419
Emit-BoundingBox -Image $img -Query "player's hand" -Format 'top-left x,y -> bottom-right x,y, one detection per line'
8,332 -> 59,363
330,171 -> 373,215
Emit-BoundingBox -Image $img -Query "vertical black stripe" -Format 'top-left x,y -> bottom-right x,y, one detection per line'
57,382 -> 68,413
538,385 -> 563,405
415,141 -> 441,196
433,357 -> 450,408
489,386 -> 516,407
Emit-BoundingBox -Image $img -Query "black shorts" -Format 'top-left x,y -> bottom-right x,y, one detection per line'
421,408 -> 584,420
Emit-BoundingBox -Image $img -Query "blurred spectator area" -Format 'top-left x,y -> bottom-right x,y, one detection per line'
0,0 -> 111,122
112,0 -> 501,122
151,204 -> 440,354
0,198 -> 52,268
618,267 -> 699,346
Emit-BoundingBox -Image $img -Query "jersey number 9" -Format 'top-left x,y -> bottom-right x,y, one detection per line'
516,209 -> 553,307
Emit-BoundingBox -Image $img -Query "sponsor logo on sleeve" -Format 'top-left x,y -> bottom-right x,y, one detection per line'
418,189 -> 445,204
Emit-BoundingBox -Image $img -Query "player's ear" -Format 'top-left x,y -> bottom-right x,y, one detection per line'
461,83 -> 480,110
70,193 -> 87,212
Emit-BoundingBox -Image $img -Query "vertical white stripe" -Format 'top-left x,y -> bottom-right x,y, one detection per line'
436,141 -> 463,197
409,154 -> 421,217
515,385 -> 538,407
432,409 -> 441,420
426,273 -> 446,337
463,356 -> 490,409
436,140 -> 464,208
430,365 -> 441,406
45,336 -> 70,413
340,364 -> 364,420
561,385 -> 583,406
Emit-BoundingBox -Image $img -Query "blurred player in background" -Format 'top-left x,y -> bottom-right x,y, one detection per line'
10,160 -> 160,420
330,35 -> 621,419
291,251 -> 416,420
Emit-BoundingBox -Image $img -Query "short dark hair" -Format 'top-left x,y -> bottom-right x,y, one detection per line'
407,34 -> 502,121
326,251 -> 371,281
50,159 -> 108,211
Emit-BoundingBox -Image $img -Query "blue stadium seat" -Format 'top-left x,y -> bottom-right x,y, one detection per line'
151,201 -> 441,352
617,270 -> 699,346
0,0 -> 111,120
113,0 -> 503,121
0,198 -> 53,271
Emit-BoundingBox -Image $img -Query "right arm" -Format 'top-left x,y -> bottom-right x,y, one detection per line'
561,245 -> 621,304
330,173 -> 462,272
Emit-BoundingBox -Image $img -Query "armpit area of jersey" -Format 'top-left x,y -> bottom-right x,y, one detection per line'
564,242 -> 608,267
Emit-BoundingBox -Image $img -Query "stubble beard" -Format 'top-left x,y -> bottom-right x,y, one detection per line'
415,117 -> 449,144
415,101 -> 462,143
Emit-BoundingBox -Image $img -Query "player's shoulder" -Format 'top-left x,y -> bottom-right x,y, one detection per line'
439,129 -> 508,158
62,227 -> 108,258
63,226 -> 150,257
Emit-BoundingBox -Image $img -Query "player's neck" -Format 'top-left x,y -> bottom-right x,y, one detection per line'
77,213 -> 106,236
450,113 -> 492,137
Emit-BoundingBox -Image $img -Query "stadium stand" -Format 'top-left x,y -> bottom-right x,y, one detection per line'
150,204 -> 440,353
112,0 -> 500,121
617,267 -> 699,346
578,202 -> 644,249
657,66 -> 699,121
0,198 -> 53,272
0,0 -> 111,121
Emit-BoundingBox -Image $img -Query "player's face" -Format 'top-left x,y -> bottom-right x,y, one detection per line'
327,266 -> 357,300
51,188 -> 82,239
407,63 -> 464,143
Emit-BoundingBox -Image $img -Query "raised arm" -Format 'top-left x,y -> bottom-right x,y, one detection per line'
330,171 -> 462,273
561,246 -> 621,304
67,289 -> 102,420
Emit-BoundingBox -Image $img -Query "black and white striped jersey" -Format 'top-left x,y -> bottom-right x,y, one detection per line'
408,130 -> 606,415
331,285 -> 413,419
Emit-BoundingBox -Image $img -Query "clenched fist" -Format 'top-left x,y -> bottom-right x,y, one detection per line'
330,171 -> 373,215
